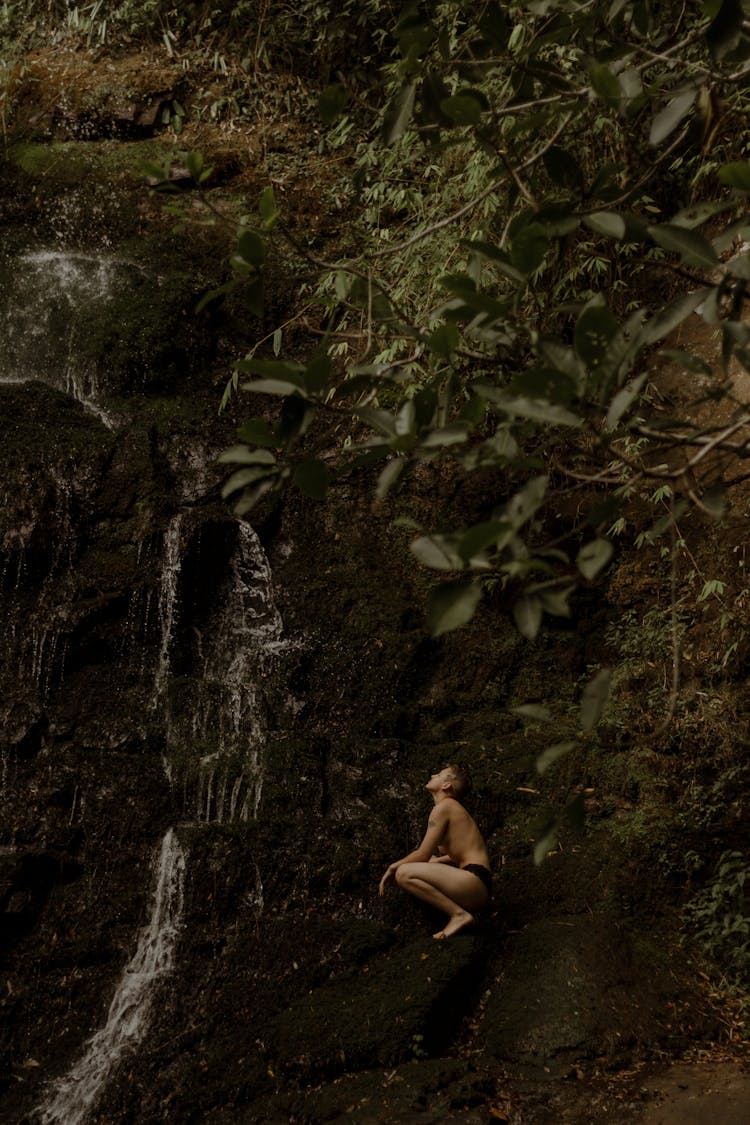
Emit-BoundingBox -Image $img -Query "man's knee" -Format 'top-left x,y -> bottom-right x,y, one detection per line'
395,863 -> 415,888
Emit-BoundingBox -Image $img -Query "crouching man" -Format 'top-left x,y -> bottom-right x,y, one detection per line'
379,764 -> 492,939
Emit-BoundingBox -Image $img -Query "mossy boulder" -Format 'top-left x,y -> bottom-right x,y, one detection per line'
265,934 -> 490,1080
478,914 -> 710,1075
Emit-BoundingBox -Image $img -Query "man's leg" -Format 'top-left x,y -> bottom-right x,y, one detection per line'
395,862 -> 488,938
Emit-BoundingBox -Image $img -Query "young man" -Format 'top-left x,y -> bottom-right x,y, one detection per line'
379,765 -> 492,939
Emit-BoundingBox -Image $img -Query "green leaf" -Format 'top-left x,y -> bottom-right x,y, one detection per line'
383,81 -> 417,144
511,703 -> 552,722
606,372 -> 648,429
641,289 -> 710,346
477,387 -> 581,427
428,321 -> 460,358
292,459 -> 329,500
221,465 -> 276,498
411,535 -> 464,571
458,520 -> 512,561
242,378 -> 308,397
461,239 -> 525,283
728,252 -> 750,279
507,475 -> 548,529
536,340 -> 586,386
511,222 -> 549,274
536,742 -> 575,774
534,825 -> 558,866
577,538 -> 614,580
413,386 -> 438,429
259,185 -> 278,228
184,150 -> 204,179
588,62 -> 621,102
318,83 -> 349,124
237,418 -> 277,447
649,87 -> 696,146
574,299 -> 619,368
236,357 -> 305,380
513,595 -> 543,640
245,277 -> 264,318
673,199 -> 735,228
718,161 -> 750,191
594,308 -> 646,390
648,224 -> 719,269
700,484 -> 725,518
658,349 -> 712,376
706,0 -> 744,61
305,353 -> 332,393
427,579 -> 482,636
217,446 -> 276,465
440,93 -> 484,125
238,230 -> 265,267
421,424 -> 469,447
195,279 -> 240,313
355,405 -> 397,436
537,585 -> 573,617
580,667 -> 612,731
421,69 -> 450,123
278,395 -> 313,445
136,157 -> 172,182
376,457 -> 406,499
583,211 -> 626,239
233,479 -> 276,516
395,399 -> 416,437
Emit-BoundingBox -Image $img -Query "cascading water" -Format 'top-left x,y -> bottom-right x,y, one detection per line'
160,519 -> 289,822
1,220 -> 292,1122
153,513 -> 183,707
34,828 -> 186,1125
0,248 -> 132,428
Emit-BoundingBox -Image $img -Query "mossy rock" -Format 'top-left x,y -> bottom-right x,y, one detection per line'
266,934 -> 489,1080
478,914 -> 710,1074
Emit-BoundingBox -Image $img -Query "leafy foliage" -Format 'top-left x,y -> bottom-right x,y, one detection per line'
685,850 -> 750,985
195,0 -> 750,649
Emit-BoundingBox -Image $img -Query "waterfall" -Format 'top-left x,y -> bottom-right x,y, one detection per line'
153,514 -> 183,706
184,522 -> 288,822
35,828 -> 186,1125
0,249 -> 127,427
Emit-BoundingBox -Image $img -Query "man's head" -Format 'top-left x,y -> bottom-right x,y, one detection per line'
426,763 -> 471,800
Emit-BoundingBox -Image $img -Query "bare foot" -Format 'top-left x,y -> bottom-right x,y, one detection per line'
433,910 -> 475,940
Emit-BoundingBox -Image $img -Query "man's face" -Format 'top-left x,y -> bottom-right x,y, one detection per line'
426,767 -> 453,792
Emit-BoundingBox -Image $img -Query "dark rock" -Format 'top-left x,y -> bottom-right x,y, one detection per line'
265,935 -> 490,1080
478,914 -> 708,1075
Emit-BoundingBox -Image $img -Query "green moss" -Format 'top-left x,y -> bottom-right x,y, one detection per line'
7,139 -> 178,184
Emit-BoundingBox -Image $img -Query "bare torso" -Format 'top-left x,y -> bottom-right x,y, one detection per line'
433,797 -> 490,869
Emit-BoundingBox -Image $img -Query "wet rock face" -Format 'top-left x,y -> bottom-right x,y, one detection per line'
0,120 -> 718,1125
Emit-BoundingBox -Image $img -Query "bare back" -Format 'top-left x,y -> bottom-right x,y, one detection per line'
431,798 -> 490,869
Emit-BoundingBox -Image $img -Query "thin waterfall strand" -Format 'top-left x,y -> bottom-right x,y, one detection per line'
35,828 -> 186,1125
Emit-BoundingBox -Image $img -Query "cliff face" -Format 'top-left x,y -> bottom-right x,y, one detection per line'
0,75 -> 738,1125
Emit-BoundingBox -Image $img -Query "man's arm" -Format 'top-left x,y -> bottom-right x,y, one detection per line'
379,807 -> 448,895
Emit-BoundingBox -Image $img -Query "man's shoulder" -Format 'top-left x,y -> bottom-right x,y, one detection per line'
437,798 -> 466,818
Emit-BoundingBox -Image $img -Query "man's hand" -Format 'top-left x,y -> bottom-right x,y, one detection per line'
379,864 -> 397,896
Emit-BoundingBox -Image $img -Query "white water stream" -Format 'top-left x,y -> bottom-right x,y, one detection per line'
0,249 -> 128,428
35,827 -> 186,1125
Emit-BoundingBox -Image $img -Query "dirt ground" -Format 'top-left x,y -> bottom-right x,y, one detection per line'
639,1060 -> 750,1124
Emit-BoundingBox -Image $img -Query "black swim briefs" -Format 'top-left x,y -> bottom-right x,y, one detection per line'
462,863 -> 492,895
